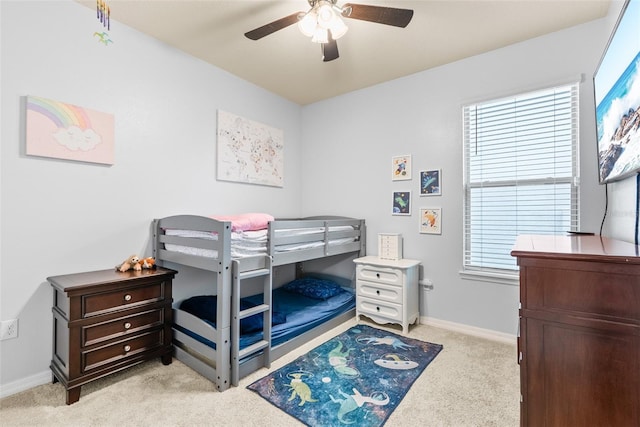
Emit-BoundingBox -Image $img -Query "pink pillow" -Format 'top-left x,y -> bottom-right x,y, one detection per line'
211,213 -> 274,232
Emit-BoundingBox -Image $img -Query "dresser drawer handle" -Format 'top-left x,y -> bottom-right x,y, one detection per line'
124,345 -> 131,352
124,322 -> 132,330
376,273 -> 380,278
376,306 -> 380,311
376,290 -> 380,295
124,294 -> 132,302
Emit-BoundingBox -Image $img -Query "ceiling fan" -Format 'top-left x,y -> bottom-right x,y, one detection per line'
244,1 -> 414,62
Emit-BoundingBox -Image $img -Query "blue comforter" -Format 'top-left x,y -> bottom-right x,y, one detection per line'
175,287 -> 355,350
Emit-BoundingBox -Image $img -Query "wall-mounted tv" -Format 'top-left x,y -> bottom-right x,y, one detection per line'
594,0 -> 640,184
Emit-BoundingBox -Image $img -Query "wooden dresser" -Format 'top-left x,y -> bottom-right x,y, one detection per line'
48,267 -> 176,404
511,235 -> 640,426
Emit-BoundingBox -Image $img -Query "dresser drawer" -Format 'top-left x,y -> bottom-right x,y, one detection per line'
358,296 -> 402,322
523,264 -> 640,321
82,329 -> 164,373
82,282 -> 165,317
82,309 -> 164,347
356,265 -> 402,286
357,280 -> 403,303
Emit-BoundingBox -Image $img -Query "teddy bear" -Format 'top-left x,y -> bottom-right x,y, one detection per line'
137,257 -> 156,269
117,255 -> 141,272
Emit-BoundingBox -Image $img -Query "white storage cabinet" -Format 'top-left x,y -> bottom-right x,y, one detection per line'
353,256 -> 420,333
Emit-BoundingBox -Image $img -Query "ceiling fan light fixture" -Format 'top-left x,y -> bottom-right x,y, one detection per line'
298,11 -> 317,37
311,27 -> 329,44
329,15 -> 348,39
299,0 -> 348,43
245,1 -> 414,62
316,2 -> 334,29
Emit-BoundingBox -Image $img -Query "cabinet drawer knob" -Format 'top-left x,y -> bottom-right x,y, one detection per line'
376,306 -> 380,311
376,273 -> 380,278
376,290 -> 380,295
124,322 -> 132,330
124,294 -> 132,302
124,345 -> 131,352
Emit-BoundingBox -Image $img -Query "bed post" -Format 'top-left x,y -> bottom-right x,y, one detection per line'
295,262 -> 304,279
359,220 -> 367,257
215,221 -> 233,391
152,219 -> 161,266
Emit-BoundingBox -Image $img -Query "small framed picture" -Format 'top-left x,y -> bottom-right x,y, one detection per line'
420,169 -> 441,196
420,207 -> 442,234
392,191 -> 411,215
392,155 -> 412,181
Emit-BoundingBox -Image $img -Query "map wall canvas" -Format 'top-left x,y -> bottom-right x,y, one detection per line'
25,96 -> 114,165
217,110 -> 284,187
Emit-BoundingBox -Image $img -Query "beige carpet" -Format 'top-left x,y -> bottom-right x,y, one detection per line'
0,320 -> 519,426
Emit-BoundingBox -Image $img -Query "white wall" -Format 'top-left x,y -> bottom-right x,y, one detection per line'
0,0 -> 302,391
300,18 -> 612,335
608,177 -> 638,241
1,0 -> 628,396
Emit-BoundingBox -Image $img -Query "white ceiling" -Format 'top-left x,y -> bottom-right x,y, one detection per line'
79,0 -> 611,105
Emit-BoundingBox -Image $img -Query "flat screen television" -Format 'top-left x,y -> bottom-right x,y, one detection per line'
593,0 -> 640,184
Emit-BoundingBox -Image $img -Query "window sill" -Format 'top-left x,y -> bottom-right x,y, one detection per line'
459,269 -> 519,286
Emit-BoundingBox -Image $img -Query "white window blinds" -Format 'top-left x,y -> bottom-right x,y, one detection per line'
463,83 -> 580,273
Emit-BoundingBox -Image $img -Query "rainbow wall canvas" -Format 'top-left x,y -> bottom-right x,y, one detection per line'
26,96 -> 114,165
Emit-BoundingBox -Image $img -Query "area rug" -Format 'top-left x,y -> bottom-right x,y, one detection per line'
247,324 -> 443,426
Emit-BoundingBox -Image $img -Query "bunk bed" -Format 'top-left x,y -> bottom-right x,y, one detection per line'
152,214 -> 366,391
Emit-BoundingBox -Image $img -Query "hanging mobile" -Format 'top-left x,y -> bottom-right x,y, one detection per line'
94,0 -> 113,45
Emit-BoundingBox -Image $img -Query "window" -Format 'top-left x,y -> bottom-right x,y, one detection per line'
463,83 -> 580,275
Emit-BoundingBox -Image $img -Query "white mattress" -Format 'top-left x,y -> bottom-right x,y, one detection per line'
165,229 -> 267,259
274,237 -> 355,252
164,226 -> 355,259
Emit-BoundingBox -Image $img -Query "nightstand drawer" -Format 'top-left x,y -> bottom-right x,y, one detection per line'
82,309 -> 164,347
356,265 -> 402,286
83,282 -> 165,317
82,329 -> 164,373
358,280 -> 402,303
357,296 -> 402,322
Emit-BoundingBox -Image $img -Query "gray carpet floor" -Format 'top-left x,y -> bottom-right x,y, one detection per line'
0,320 -> 519,426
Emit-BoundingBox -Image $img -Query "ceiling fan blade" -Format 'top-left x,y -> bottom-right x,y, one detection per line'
322,37 -> 339,62
342,3 -> 413,28
244,12 -> 303,40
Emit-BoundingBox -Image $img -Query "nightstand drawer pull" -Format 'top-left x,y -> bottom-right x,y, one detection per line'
82,283 -> 165,316
358,282 -> 402,303
356,265 -> 402,285
357,296 -> 402,322
82,309 -> 164,347
82,329 -> 165,374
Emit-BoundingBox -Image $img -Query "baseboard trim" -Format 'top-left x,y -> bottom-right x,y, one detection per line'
420,316 -> 517,344
1,318 -> 515,399
0,370 -> 51,399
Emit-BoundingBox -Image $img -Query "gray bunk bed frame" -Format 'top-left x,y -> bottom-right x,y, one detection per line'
152,214 -> 366,392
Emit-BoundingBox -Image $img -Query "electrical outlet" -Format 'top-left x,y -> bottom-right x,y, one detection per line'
0,319 -> 18,340
420,279 -> 434,291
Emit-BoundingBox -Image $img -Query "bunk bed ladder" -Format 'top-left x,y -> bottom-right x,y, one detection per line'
230,255 -> 272,386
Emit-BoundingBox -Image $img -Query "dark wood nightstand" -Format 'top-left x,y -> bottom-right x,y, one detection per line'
48,267 -> 177,404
